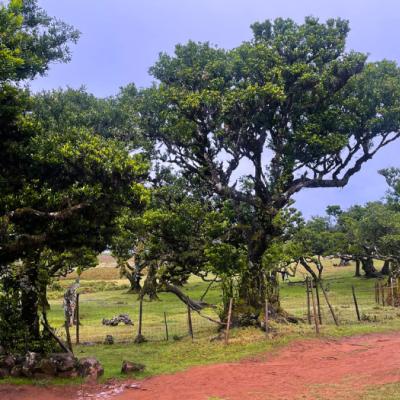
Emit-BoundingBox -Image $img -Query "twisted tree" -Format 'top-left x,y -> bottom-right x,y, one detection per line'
137,17 -> 400,322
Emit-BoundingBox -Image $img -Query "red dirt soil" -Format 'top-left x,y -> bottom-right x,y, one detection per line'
2,332 -> 400,400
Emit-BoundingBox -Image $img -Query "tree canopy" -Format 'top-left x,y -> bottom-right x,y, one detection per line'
137,17 -> 400,320
0,0 -> 148,351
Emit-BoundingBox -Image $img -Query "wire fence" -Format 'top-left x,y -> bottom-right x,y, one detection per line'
48,279 -> 400,346
49,296 -> 219,345
281,280 -> 400,326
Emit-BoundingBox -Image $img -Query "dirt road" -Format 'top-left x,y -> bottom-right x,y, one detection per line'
2,332 -> 400,400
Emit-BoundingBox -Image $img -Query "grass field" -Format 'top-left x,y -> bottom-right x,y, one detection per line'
4,255 -> 400,386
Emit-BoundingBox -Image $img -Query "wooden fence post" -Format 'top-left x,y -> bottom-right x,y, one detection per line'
380,282 -> 385,306
315,281 -> 322,325
390,278 -> 395,307
224,298 -> 233,345
64,321 -> 72,352
164,312 -> 169,341
134,298 -> 146,343
397,279 -> 400,304
375,282 -> 379,304
306,278 -> 311,325
187,303 -> 194,341
265,298 -> 269,336
75,293 -> 80,344
320,282 -> 339,326
352,285 -> 361,321
310,282 -> 320,335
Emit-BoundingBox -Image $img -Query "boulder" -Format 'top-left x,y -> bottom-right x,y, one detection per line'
21,352 -> 42,377
49,353 -> 77,372
121,361 -> 145,374
104,335 -> 114,345
0,368 -> 10,379
57,370 -> 79,379
33,372 -> 52,380
10,365 -> 23,377
25,352 -> 41,369
0,355 -> 15,370
78,357 -> 104,379
102,314 -> 133,326
37,358 -> 57,376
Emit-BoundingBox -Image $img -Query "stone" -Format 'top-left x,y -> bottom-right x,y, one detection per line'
10,365 -> 23,378
22,352 -> 41,377
15,355 -> 25,365
24,351 -> 41,369
0,355 -> 15,369
37,358 -> 57,376
21,365 -> 33,377
49,353 -> 77,372
78,357 -> 104,379
0,368 -> 10,379
0,345 -> 6,355
33,372 -> 51,380
121,361 -> 145,374
102,314 -> 133,326
103,335 -> 114,345
57,370 -> 79,379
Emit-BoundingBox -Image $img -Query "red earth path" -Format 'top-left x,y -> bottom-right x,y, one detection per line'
2,331 -> 400,400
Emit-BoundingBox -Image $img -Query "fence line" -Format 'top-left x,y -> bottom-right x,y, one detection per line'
48,281 -> 400,345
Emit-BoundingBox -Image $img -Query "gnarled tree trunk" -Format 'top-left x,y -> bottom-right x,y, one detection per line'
355,259 -> 361,277
381,260 -> 390,276
126,271 -> 142,294
361,258 -> 380,278
160,282 -> 209,311
20,257 -> 41,340
140,261 -> 159,301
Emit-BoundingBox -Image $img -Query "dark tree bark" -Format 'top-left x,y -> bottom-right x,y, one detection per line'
338,258 -> 350,266
140,262 -> 159,301
160,282 -> 209,311
235,229 -> 272,324
299,257 -> 319,282
381,260 -> 390,276
355,259 -> 361,277
126,272 -> 142,294
361,258 -> 380,278
20,258 -> 41,340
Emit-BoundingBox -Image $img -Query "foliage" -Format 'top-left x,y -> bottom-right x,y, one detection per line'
136,16 -> 400,318
33,84 -> 147,147
0,0 -> 148,351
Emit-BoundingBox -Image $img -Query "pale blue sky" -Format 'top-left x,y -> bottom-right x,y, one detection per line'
31,0 -> 400,218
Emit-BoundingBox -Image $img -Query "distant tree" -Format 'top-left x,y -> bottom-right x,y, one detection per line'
380,168 -> 400,209
336,202 -> 400,277
138,17 -> 400,322
295,217 -> 345,281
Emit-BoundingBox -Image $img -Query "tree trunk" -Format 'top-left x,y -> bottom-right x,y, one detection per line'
140,262 -> 159,301
161,282 -> 209,311
355,259 -> 361,277
127,272 -> 142,294
381,260 -> 390,276
20,258 -> 40,340
233,223 -> 270,326
299,257 -> 319,282
338,258 -> 350,266
361,258 -> 380,278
